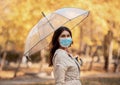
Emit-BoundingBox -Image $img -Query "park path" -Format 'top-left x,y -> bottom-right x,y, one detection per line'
0,71 -> 120,85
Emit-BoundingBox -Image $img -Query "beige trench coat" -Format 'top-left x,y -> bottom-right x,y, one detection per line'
53,49 -> 82,85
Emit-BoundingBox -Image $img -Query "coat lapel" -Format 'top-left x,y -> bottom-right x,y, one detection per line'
68,54 -> 80,72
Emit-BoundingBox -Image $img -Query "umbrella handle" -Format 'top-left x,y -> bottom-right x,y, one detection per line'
26,56 -> 31,61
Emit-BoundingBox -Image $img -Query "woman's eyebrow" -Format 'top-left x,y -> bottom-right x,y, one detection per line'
61,34 -> 70,37
61,34 -> 69,35
61,34 -> 65,36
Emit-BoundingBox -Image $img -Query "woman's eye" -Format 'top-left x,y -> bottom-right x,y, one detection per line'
61,34 -> 70,38
67,35 -> 70,37
61,35 -> 65,37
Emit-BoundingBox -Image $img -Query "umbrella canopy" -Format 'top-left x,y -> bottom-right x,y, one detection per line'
24,7 -> 89,56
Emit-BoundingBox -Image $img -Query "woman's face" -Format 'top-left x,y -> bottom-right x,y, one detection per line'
58,30 -> 72,48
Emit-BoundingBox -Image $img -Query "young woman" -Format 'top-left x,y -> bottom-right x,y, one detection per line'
49,26 -> 82,85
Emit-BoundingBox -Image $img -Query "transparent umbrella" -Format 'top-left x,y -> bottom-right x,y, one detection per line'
24,7 -> 89,57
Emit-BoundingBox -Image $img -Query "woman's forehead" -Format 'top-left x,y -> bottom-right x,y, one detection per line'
61,30 -> 70,35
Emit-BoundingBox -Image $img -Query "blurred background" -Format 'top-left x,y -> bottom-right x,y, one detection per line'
0,0 -> 120,85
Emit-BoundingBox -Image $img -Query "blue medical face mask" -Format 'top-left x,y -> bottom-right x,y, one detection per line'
59,37 -> 72,48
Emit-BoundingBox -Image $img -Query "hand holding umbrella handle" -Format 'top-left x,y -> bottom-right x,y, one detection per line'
75,56 -> 83,66
26,56 -> 31,61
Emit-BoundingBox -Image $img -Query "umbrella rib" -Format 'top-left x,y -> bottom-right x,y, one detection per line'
54,11 -> 89,21
53,11 -> 89,30
41,12 -> 55,30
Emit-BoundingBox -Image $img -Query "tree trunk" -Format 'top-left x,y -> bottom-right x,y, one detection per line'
14,53 -> 23,77
103,30 -> 113,72
113,44 -> 120,72
104,56 -> 109,72
108,41 -> 113,71
88,56 -> 94,71
0,51 -> 7,71
88,46 -> 97,70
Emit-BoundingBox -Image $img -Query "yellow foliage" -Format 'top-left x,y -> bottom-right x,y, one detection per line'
0,0 -> 120,51
113,40 -> 119,50
83,37 -> 93,46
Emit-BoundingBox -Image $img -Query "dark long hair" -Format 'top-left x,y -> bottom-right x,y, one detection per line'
49,26 -> 72,66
